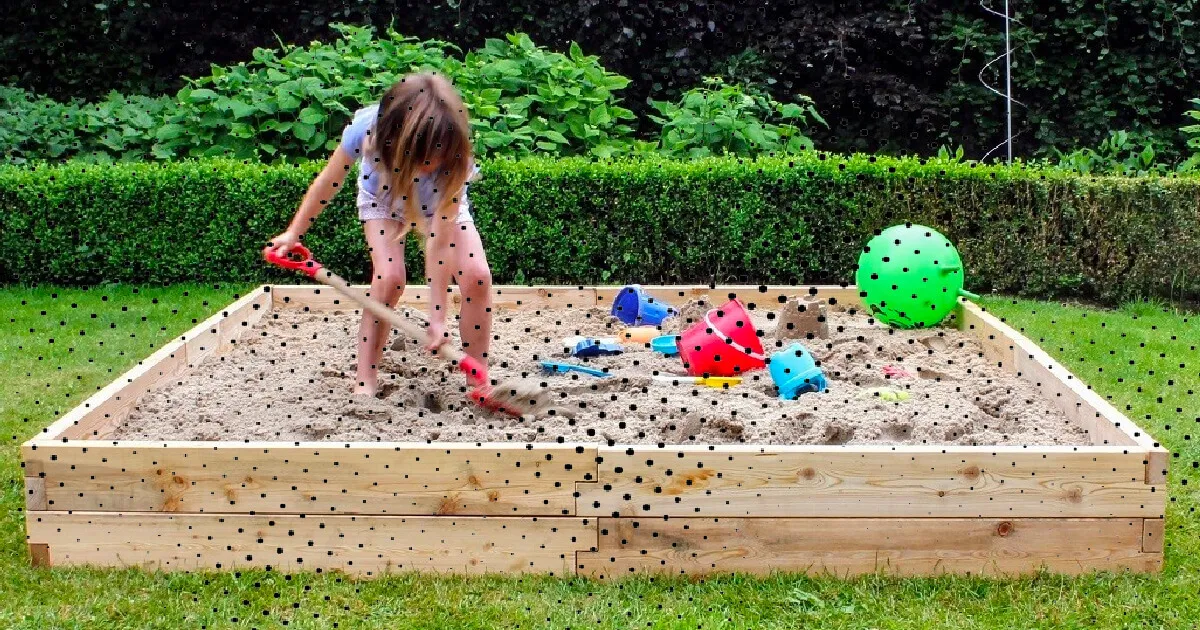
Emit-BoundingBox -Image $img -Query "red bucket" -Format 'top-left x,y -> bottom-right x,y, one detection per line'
676,299 -> 767,377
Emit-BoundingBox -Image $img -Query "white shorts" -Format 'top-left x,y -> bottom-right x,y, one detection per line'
356,188 -> 474,225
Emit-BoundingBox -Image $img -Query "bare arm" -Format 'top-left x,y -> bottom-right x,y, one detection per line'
288,146 -> 356,237
268,147 -> 356,254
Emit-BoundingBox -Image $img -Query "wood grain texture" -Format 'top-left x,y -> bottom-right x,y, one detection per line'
577,517 -> 1160,578
50,341 -> 189,441
273,285 -> 436,312
955,301 -> 1016,370
24,476 -> 47,511
1146,448 -> 1169,487
1142,518 -> 1165,553
183,289 -> 271,370
24,442 -> 597,516
28,543 -> 50,568
593,285 -> 863,310
579,445 -> 1160,518
27,512 -> 594,576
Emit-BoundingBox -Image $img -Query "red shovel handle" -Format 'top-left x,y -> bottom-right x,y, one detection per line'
261,242 -> 501,406
458,354 -> 489,387
263,243 -> 324,278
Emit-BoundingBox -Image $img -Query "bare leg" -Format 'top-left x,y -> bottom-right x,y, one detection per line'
452,222 -> 494,363
354,219 -> 406,396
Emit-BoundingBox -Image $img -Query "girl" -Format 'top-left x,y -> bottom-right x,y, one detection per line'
267,73 -> 493,397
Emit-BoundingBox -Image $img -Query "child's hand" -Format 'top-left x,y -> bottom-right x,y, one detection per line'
426,320 -> 449,352
267,230 -> 302,256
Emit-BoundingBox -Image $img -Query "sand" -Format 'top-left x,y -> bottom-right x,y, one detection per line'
113,299 -> 1088,446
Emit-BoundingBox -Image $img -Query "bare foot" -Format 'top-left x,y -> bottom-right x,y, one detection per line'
352,380 -> 378,398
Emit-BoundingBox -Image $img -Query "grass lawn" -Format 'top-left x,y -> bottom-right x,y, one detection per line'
1,284 -> 1196,629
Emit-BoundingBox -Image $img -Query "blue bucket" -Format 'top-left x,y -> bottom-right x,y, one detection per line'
651,335 -> 680,356
612,285 -> 676,326
768,342 -> 828,399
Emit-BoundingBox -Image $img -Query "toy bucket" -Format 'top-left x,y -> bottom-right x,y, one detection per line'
677,299 -> 767,377
769,342 -> 828,399
612,285 -> 676,326
651,335 -> 680,356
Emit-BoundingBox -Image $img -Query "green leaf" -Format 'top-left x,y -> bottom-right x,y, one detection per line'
293,122 -> 315,141
188,89 -> 219,102
298,107 -> 324,124
588,105 -> 610,125
155,124 -> 186,140
229,100 -> 257,119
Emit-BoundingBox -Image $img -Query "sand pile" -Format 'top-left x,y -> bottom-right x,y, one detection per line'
114,299 -> 1087,446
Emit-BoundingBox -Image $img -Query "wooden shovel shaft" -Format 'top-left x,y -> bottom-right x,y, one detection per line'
313,269 -> 465,364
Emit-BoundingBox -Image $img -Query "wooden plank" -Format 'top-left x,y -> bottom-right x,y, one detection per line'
26,512 -> 595,576
274,284 -> 863,312
1146,448 -> 1169,486
577,517 -> 1160,578
1142,518 -> 1165,553
24,476 -> 47,511
593,286 -> 862,310
1012,350 -> 1134,447
183,288 -> 271,369
37,340 -> 190,442
272,285 -> 435,311
1011,338 -> 1159,449
28,543 -> 50,568
955,301 -> 1016,369
28,288 -> 272,445
960,300 -> 1154,449
579,445 -> 1159,519
488,287 -> 597,310
274,285 -> 600,311
216,289 -> 272,356
24,442 -> 597,516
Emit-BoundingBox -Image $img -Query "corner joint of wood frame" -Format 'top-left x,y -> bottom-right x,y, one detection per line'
24,476 -> 48,511
1146,449 -> 1169,485
1142,518 -> 1165,554
28,542 -> 51,568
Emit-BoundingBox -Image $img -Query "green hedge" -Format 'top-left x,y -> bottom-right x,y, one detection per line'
1,156 -> 1198,305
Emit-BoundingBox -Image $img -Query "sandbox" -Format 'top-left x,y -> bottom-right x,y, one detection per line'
23,285 -> 1168,578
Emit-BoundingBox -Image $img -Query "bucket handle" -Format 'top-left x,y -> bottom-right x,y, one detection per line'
703,309 -> 766,361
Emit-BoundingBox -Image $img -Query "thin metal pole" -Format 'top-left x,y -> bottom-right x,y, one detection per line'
979,1 -> 1023,163
1005,0 -> 1012,164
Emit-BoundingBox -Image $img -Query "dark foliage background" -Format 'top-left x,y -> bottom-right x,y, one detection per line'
4,1 -> 1198,159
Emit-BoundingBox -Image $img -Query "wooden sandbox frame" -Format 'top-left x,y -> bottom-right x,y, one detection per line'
23,285 -> 1168,578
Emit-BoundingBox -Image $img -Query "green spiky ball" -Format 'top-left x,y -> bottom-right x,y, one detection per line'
855,224 -> 973,328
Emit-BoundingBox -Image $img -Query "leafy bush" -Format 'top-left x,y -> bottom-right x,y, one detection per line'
1047,130 -> 1176,176
2,156 -> 1197,307
1179,98 -> 1200,171
0,87 -> 175,164
0,87 -> 82,163
3,24 -> 642,163
153,23 -> 456,160
450,34 -> 638,158
649,77 -> 826,158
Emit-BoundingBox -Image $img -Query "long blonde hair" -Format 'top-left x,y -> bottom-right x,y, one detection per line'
364,73 -> 473,240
